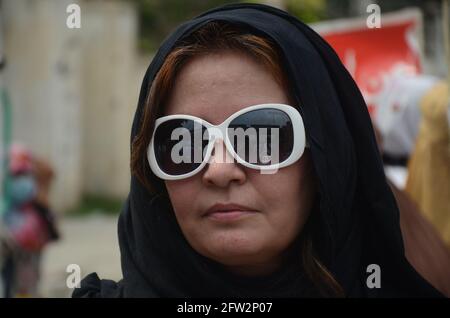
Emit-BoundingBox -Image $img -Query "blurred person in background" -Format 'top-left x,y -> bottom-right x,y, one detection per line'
1,143 -> 59,297
405,80 -> 450,245
370,64 -> 450,295
373,121 -> 450,297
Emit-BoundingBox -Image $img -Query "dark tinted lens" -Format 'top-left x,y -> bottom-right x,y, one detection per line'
228,108 -> 293,165
154,119 -> 209,175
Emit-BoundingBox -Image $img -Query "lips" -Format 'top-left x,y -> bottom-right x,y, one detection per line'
203,203 -> 258,221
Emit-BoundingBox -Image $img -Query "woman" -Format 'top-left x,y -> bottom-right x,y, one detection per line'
73,3 -> 442,297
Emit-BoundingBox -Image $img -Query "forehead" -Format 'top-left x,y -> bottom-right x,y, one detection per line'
163,50 -> 290,125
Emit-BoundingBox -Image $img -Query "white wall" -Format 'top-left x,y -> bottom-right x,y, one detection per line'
1,0 -> 143,212
80,1 -> 139,199
2,0 -> 84,212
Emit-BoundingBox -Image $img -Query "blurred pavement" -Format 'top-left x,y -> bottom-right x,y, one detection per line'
40,214 -> 122,298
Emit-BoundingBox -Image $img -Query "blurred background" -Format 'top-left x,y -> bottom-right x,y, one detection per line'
0,0 -> 449,297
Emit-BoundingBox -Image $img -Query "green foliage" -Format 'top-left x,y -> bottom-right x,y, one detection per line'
68,195 -> 123,216
128,0 -> 328,52
285,0 -> 327,23
130,0 -> 236,52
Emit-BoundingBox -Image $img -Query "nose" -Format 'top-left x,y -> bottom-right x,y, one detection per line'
202,139 -> 246,188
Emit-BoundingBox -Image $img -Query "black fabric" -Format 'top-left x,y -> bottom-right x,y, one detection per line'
72,3 -> 442,298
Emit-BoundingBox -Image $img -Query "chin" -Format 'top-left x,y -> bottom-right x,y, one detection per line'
202,231 -> 269,263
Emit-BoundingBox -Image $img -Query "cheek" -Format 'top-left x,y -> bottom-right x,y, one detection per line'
165,178 -> 201,220
247,156 -> 316,230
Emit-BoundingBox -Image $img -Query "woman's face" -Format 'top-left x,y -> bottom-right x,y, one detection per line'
164,50 -> 317,276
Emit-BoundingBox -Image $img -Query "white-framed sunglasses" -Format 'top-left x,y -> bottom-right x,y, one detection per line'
148,103 -> 308,180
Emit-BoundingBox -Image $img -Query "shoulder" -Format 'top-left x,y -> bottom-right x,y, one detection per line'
72,272 -> 124,298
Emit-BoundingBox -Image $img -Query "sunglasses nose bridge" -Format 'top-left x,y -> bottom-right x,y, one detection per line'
207,127 -> 223,140
204,126 -> 236,164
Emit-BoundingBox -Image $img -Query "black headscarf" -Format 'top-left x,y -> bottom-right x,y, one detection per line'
73,3 -> 442,298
